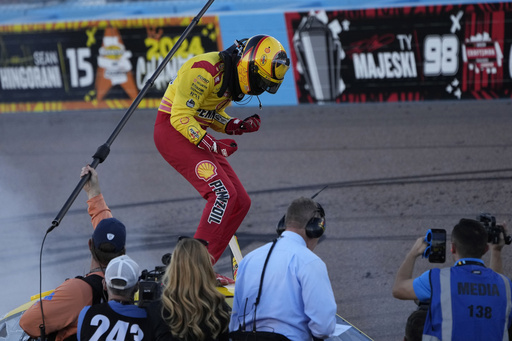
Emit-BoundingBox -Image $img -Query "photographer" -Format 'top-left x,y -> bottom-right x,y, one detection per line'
392,218 -> 512,340
77,255 -> 150,340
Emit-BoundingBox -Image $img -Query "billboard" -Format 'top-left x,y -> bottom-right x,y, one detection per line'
2,2 -> 512,112
285,2 -> 512,103
0,17 -> 222,112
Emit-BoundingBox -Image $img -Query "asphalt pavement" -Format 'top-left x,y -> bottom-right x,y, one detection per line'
1,99 -> 512,340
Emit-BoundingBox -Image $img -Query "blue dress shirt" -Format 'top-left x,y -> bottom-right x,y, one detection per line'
229,231 -> 337,340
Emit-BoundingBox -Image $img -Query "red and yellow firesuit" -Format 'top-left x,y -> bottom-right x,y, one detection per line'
154,52 -> 251,264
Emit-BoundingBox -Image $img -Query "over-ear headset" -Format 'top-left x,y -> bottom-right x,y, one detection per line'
276,202 -> 326,238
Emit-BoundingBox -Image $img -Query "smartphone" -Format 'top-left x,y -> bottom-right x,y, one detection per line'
428,229 -> 446,263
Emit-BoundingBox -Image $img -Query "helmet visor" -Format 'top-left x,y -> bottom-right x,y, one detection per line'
255,77 -> 282,94
254,57 -> 290,94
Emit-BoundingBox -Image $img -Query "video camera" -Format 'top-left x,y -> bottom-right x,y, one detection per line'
478,213 -> 512,245
137,253 -> 171,308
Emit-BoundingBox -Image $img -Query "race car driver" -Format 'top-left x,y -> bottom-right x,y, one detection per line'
153,34 -> 290,268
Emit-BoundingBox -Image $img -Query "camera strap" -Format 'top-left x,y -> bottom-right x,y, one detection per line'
249,238 -> 278,332
231,238 -> 293,341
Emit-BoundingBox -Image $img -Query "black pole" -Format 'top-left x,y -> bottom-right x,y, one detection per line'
47,0 -> 216,233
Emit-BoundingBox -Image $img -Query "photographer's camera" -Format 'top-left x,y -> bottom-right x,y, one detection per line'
137,253 -> 171,307
478,213 -> 512,245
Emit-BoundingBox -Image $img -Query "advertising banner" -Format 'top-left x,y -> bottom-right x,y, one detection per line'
0,17 -> 222,112
285,2 -> 512,103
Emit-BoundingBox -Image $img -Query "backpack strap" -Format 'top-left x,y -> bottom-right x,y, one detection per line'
28,275 -> 105,341
76,274 -> 106,305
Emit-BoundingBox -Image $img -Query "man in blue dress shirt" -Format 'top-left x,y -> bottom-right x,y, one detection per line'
229,197 -> 337,340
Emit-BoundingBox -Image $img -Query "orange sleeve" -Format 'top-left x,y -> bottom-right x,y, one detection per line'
87,194 -> 113,229
19,278 -> 93,338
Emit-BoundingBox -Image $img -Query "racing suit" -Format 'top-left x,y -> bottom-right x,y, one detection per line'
154,51 -> 251,264
19,194 -> 112,341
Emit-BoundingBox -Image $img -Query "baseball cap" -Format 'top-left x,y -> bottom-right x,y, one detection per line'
92,218 -> 126,253
105,255 -> 140,290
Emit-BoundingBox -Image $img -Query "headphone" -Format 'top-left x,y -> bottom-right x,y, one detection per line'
276,202 -> 326,239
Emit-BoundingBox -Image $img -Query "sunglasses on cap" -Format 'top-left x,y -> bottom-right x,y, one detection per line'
178,236 -> 209,248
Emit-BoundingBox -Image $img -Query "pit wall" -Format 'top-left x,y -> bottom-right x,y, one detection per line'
1,2 -> 511,113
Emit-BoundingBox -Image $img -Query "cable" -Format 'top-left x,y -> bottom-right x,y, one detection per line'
38,231 -> 49,341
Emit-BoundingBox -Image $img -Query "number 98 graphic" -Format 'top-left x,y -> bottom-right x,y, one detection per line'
423,34 -> 459,76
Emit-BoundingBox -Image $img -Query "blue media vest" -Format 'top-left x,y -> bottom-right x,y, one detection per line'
423,263 -> 512,341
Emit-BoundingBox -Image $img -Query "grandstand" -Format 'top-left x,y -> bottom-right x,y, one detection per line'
0,0 -> 501,24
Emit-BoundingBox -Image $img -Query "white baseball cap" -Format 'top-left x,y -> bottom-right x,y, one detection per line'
105,255 -> 140,290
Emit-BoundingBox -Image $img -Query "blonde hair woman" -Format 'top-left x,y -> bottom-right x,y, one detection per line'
148,237 -> 231,341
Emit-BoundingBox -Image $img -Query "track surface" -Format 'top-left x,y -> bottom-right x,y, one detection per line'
2,100 -> 512,340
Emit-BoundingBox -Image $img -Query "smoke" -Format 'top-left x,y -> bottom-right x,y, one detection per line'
0,115 -> 93,316
0,163 -> 94,316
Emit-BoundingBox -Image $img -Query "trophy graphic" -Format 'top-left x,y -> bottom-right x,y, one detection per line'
293,12 -> 345,103
95,26 -> 138,101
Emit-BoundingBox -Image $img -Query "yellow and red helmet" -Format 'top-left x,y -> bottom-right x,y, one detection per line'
236,35 -> 290,95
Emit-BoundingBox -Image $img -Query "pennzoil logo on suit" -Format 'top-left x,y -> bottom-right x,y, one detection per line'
207,179 -> 230,224
188,126 -> 201,141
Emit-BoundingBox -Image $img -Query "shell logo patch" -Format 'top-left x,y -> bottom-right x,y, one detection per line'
180,117 -> 189,125
195,160 -> 217,181
188,126 -> 201,141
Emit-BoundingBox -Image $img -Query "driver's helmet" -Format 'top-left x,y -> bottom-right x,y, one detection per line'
236,35 -> 290,95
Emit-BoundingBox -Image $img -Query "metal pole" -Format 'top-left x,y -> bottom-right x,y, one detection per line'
48,0 -> 216,233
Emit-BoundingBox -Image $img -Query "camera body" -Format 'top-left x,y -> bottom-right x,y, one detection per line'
478,213 -> 512,245
137,253 -> 171,307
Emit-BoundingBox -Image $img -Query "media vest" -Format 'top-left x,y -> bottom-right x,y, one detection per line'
79,302 -> 150,341
423,264 -> 512,341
